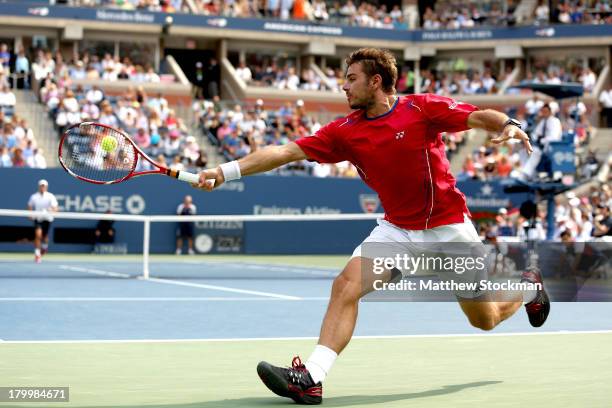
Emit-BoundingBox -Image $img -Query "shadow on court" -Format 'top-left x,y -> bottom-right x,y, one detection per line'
199,381 -> 502,407
1,380 -> 501,408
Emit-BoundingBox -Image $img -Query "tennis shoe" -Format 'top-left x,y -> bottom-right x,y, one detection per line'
521,267 -> 550,327
257,356 -> 322,405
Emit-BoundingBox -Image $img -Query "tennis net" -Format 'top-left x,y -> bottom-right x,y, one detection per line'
0,208 -> 380,280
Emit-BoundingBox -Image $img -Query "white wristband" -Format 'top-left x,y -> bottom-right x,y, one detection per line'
220,161 -> 241,181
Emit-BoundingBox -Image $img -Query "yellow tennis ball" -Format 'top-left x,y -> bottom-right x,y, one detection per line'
101,136 -> 118,153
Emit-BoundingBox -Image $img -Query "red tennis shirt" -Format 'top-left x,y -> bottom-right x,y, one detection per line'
295,94 -> 479,230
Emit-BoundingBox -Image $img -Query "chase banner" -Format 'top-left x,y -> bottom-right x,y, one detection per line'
0,169 -> 529,254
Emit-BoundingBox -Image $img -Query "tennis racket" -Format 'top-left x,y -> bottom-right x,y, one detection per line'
58,122 -> 208,186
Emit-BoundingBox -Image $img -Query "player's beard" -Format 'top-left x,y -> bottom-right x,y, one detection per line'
348,94 -> 370,110
348,88 -> 375,110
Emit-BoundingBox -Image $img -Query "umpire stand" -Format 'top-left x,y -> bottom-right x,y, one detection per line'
503,178 -> 575,241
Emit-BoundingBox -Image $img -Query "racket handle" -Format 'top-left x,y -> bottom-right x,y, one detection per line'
177,171 -> 201,184
177,170 -> 216,187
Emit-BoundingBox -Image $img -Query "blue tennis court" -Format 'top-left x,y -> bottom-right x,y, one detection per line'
1,254 -> 612,408
2,254 -> 611,341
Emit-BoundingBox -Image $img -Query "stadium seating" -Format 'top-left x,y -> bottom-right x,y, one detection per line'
30,48 -> 205,172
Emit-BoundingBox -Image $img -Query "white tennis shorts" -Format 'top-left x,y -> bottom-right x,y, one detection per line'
352,215 -> 488,299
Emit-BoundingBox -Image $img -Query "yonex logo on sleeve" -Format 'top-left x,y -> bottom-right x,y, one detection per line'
449,101 -> 458,110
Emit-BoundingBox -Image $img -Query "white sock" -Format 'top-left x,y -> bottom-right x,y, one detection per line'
42,243 -> 48,250
523,288 -> 538,304
305,345 -> 337,384
35,248 -> 41,256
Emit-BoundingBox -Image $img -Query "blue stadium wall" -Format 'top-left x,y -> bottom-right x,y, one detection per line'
0,169 -> 529,254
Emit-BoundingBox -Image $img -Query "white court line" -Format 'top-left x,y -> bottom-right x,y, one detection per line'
0,297 -> 327,302
59,265 -> 131,278
2,330 -> 612,344
144,277 -> 302,300
58,265 -> 302,300
170,261 -> 338,277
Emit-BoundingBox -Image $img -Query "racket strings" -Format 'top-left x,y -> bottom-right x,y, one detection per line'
60,125 -> 137,183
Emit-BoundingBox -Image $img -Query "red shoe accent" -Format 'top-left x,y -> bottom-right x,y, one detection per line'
525,302 -> 542,313
288,384 -> 323,398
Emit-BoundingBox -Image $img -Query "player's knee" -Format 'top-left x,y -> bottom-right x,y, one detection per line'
467,314 -> 498,331
331,273 -> 360,303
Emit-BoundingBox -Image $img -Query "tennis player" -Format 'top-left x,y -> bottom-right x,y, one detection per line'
197,48 -> 550,405
27,179 -> 58,264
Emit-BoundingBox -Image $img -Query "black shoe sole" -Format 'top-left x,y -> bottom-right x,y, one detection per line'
256,362 -> 322,405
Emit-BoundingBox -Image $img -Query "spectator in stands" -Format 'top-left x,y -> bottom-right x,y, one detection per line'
99,102 -> 119,128
534,0 -> 550,25
0,43 -> 9,74
522,104 -> 562,179
27,148 -> 47,169
236,61 -> 253,84
194,150 -> 208,170
81,99 -> 101,121
0,145 -> 11,167
70,60 -> 87,80
599,84 -> 612,127
524,94 -> 544,126
183,135 -> 201,163
14,48 -> 30,89
579,67 -> 597,93
278,66 -> 300,90
86,85 -> 105,105
207,58 -> 220,98
496,208 -> 515,236
593,204 -> 611,237
0,85 -> 16,109
133,127 -> 151,149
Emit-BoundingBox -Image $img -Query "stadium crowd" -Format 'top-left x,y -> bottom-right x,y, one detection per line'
195,0 -> 414,29
458,95 -> 597,183
35,0 -> 612,29
0,56 -> 45,169
56,0 -> 189,13
194,95 -> 468,177
194,97 -> 361,177
520,66 -> 599,93
534,0 -> 612,26
32,50 -> 168,85
422,0 -> 517,29
235,61 -> 346,92
238,60 -> 515,96
416,67 -> 504,95
481,182 -> 612,243
32,49 -> 206,173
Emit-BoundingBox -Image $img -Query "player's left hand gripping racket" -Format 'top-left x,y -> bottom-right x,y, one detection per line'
58,122 -> 209,186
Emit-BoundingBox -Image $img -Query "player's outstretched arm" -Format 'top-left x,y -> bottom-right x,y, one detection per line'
196,142 -> 307,191
467,109 -> 533,154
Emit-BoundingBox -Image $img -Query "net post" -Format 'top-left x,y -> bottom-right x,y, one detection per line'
143,218 -> 151,279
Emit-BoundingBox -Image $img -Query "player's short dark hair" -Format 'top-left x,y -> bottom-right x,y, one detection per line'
345,48 -> 398,94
